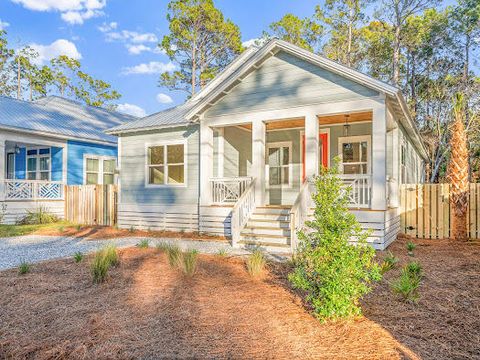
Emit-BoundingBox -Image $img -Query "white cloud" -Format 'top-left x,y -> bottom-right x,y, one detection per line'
30,39 -> 82,65
98,21 -> 117,33
156,93 -> 173,104
116,103 -> 146,117
0,19 -> 10,30
242,38 -> 267,48
105,30 -> 157,44
126,44 -> 151,55
122,61 -> 176,75
11,0 -> 106,25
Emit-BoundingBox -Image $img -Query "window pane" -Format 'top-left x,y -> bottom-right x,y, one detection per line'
343,143 -> 361,163
282,147 -> 289,165
27,158 -> 37,171
40,157 -> 49,171
361,142 -> 368,162
39,148 -> 50,155
268,148 -> 280,167
149,146 -> 164,165
86,158 -> 99,172
27,172 -> 36,180
86,173 -> 98,184
103,159 -> 115,173
167,165 -> 184,184
103,174 -> 114,185
269,167 -> 280,185
149,166 -> 165,184
282,167 -> 289,184
27,149 -> 37,156
343,164 -> 362,174
40,172 -> 49,181
167,144 -> 184,163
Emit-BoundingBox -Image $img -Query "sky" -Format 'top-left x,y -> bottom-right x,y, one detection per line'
0,0 -> 456,118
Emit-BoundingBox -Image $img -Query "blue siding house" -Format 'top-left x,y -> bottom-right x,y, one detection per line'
0,95 -> 135,223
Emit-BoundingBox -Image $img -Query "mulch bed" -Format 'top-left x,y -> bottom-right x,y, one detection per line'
0,237 -> 478,359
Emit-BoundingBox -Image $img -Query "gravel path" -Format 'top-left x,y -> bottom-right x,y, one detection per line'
0,236 -> 252,270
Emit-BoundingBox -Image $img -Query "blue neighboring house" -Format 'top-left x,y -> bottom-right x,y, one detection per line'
0,95 -> 136,223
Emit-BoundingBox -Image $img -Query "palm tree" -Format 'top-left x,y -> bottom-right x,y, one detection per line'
447,93 -> 469,240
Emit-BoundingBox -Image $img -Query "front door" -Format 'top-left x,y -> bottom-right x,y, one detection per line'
301,132 -> 329,181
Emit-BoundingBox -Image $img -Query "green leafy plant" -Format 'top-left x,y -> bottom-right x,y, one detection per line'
18,261 -> 30,275
90,244 -> 119,283
217,248 -> 229,257
246,249 -> 266,277
166,244 -> 182,268
181,249 -> 199,276
137,239 -> 150,249
73,252 -> 84,263
380,252 -> 399,275
391,262 -> 423,303
406,241 -> 416,256
75,224 -> 82,231
18,205 -> 58,225
288,161 -> 381,321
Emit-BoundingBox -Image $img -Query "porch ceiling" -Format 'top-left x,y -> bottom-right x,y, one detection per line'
236,111 -> 372,131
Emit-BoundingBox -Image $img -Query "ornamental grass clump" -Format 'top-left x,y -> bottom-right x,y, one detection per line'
73,252 -> 84,263
166,244 -> 182,268
18,261 -> 31,275
246,249 -> 266,277
406,241 -> 416,256
91,244 -> 119,283
181,249 -> 199,276
137,239 -> 150,249
288,161 -> 381,322
391,261 -> 423,303
18,205 -> 58,225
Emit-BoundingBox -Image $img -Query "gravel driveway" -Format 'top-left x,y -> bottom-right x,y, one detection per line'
0,235 -> 250,270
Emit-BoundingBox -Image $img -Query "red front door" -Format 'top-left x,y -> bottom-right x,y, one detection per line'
302,132 -> 329,182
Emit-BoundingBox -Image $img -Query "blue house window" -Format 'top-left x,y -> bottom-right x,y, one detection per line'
26,148 -> 51,180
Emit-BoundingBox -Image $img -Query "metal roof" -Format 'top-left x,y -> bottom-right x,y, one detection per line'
0,95 -> 136,144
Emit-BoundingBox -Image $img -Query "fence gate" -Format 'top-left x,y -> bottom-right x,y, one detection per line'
65,185 -> 117,226
400,183 -> 480,239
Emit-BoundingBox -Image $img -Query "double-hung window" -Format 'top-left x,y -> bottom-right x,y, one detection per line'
338,136 -> 371,175
26,148 -> 50,180
147,143 -> 185,185
85,156 -> 116,185
266,142 -> 292,187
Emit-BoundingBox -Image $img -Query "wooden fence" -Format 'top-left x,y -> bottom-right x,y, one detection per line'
65,185 -> 117,226
400,183 -> 480,239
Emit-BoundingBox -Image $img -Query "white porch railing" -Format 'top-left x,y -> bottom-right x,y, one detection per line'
338,174 -> 371,208
290,179 -> 314,252
210,177 -> 252,204
4,180 -> 64,200
230,178 -> 256,247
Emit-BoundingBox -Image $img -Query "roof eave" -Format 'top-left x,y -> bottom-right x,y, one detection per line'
106,122 -> 194,135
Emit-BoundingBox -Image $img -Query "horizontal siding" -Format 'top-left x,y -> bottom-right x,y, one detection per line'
1,200 -> 64,224
119,126 -> 199,205
199,206 -> 232,238
206,51 -> 379,118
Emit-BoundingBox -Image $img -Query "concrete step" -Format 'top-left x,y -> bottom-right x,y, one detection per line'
239,233 -> 290,245
250,213 -> 290,221
242,226 -> 291,237
253,207 -> 291,215
246,219 -> 290,229
238,240 -> 291,254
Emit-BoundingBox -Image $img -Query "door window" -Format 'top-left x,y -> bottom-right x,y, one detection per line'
339,136 -> 370,174
267,142 -> 291,187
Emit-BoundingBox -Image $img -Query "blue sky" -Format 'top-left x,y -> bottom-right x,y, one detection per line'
0,0 -> 455,117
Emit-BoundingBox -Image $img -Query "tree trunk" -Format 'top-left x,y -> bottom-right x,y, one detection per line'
447,94 -> 469,241
191,39 -> 197,96
346,7 -> 353,67
17,57 -> 21,99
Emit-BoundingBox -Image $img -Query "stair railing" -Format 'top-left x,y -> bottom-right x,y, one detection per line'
230,178 -> 256,247
290,178 -> 314,252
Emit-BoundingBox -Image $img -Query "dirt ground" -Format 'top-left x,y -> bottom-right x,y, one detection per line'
0,237 -> 478,359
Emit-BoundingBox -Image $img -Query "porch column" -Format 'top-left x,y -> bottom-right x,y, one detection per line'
0,138 -> 5,201
305,112 -> 319,178
371,101 -> 387,210
216,128 -> 224,178
200,120 -> 214,206
252,120 -> 266,206
390,127 -> 400,208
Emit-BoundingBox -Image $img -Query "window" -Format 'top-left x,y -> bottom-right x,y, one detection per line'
147,143 -> 185,185
267,142 -> 292,187
6,153 -> 14,179
84,156 -> 116,185
338,136 -> 370,175
26,148 -> 50,180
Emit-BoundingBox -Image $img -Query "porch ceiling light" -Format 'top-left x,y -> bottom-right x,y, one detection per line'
14,145 -> 20,154
343,115 -> 351,137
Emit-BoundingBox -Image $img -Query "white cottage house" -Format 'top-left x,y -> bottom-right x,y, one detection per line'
107,39 -> 427,252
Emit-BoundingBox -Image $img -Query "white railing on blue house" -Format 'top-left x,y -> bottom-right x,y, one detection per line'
4,180 -> 64,200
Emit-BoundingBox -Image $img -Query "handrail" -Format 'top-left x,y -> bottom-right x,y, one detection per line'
230,178 -> 256,247
209,177 -> 252,204
290,178 -> 313,253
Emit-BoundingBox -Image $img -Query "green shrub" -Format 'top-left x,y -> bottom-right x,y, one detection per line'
166,244 -> 182,268
406,241 -> 416,255
137,239 -> 150,248
181,249 -> 199,276
380,252 -> 399,275
246,249 -> 266,277
217,248 -> 229,257
391,262 -> 423,303
73,252 -> 84,263
18,261 -> 30,275
90,244 -> 119,283
288,161 -> 381,321
18,205 -> 58,225
58,226 -> 65,233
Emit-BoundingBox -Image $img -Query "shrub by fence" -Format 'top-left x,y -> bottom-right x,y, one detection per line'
400,183 -> 480,239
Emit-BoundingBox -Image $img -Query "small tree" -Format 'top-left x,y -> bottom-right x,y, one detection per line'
289,161 -> 381,321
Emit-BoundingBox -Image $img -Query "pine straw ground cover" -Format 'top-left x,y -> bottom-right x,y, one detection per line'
0,237 -> 478,359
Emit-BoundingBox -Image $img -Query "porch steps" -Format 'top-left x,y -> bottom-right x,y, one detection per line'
239,207 -> 291,253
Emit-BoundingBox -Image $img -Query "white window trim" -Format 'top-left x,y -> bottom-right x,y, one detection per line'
83,154 -> 116,185
26,146 -> 51,181
266,141 -> 293,189
144,140 -> 188,188
338,135 -> 371,175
